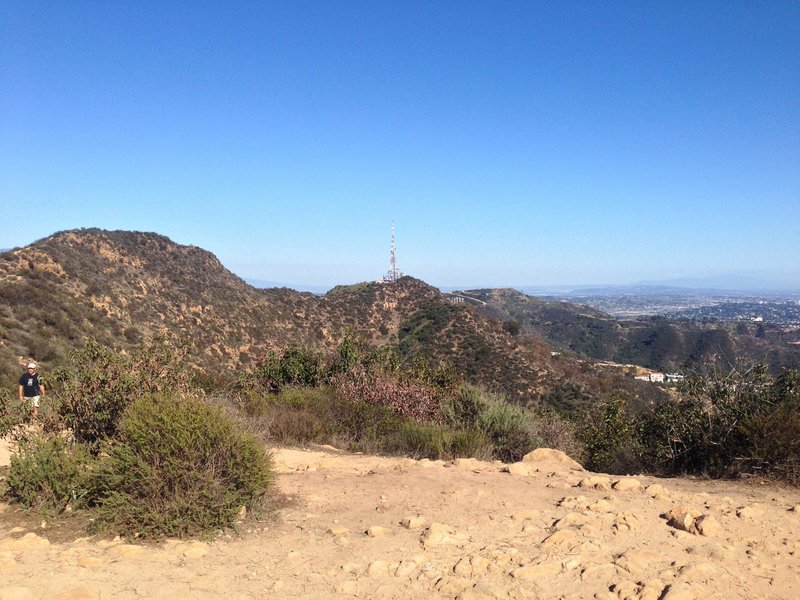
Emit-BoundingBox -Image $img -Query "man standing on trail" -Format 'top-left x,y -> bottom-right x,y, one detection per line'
19,362 -> 45,418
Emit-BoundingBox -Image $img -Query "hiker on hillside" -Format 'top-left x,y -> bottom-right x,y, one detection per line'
19,362 -> 45,418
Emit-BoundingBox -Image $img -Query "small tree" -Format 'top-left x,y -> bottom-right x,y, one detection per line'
326,334 -> 362,378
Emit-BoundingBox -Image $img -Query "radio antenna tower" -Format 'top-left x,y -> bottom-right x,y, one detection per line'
382,221 -> 404,283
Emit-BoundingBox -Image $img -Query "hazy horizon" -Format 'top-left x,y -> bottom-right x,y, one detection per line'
243,270 -> 800,295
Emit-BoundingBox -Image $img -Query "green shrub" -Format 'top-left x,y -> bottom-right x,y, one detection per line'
329,396 -> 399,448
236,387 -> 335,445
332,402 -> 490,461
630,366 -> 782,477
363,418 -> 444,457
442,384 -> 485,427
92,393 -> 273,539
326,335 -> 363,378
582,368 -> 800,479
581,398 -> 643,474
275,386 -> 336,411
447,428 -> 493,460
0,389 -> 27,436
244,346 -> 324,392
265,406 -> 330,445
443,384 -> 544,462
5,434 -> 95,511
740,370 -> 800,482
370,419 -> 485,460
635,397 -> 707,474
240,386 -> 333,417
743,403 -> 800,483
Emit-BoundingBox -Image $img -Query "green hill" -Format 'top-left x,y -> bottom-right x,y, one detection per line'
461,288 -> 800,374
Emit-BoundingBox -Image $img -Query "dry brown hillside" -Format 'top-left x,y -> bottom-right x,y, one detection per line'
0,228 -> 647,408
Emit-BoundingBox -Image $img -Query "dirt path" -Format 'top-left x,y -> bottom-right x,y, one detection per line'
1,443 -> 799,599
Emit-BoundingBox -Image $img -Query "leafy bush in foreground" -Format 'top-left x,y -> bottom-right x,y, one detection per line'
581,397 -> 642,474
6,434 -> 95,511
92,393 -> 273,539
4,337 -> 276,540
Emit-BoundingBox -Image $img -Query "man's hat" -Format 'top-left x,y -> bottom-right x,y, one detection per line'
27,362 -> 37,369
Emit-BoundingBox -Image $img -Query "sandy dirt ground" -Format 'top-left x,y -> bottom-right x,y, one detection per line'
1,439 -> 799,600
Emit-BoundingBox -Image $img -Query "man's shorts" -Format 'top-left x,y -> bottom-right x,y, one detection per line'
25,395 -> 40,409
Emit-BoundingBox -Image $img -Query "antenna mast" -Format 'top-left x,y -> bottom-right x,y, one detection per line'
382,221 -> 404,283
389,222 -> 398,281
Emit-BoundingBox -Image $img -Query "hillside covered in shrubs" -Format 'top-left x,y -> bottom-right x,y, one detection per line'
231,337 -> 800,483
465,288 -> 800,375
0,228 -> 661,412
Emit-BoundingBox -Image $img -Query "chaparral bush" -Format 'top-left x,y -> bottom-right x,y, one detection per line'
333,365 -> 444,423
92,393 -> 273,539
581,397 -> 644,474
0,388 -> 27,437
6,433 -> 96,511
443,384 -> 546,463
246,386 -> 336,445
366,418 -> 491,461
242,346 -> 325,392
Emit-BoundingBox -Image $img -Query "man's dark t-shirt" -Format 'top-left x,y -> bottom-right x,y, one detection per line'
19,372 -> 41,397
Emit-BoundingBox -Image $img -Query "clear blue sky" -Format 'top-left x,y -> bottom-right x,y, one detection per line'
2,2 -> 799,290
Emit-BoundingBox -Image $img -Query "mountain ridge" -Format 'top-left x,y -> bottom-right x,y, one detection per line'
4,228 -> 796,412
2,228 -> 617,408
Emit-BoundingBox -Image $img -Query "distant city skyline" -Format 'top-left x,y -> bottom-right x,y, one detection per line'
2,3 -> 798,290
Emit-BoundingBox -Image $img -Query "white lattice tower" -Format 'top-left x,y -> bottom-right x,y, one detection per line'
389,222 -> 398,281
383,222 -> 404,283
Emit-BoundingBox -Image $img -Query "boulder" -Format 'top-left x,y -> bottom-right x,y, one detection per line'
522,448 -> 584,471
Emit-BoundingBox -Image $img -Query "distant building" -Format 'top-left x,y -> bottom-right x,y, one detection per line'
635,372 -> 666,383
633,371 -> 685,384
